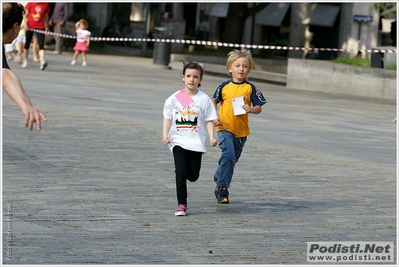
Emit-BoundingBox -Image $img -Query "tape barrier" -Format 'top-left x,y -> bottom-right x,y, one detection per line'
29,28 -> 397,54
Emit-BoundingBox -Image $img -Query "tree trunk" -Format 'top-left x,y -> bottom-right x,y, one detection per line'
221,3 -> 268,44
222,4 -> 247,44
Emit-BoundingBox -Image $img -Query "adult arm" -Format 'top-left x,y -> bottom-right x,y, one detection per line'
44,12 -> 50,32
61,4 -> 69,25
2,68 -> 47,130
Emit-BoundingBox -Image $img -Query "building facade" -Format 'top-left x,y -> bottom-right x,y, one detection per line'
69,2 -> 394,59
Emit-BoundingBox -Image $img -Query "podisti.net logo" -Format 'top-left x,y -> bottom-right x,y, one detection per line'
307,242 -> 394,263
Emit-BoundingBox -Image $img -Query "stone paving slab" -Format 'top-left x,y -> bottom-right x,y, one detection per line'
2,51 -> 396,265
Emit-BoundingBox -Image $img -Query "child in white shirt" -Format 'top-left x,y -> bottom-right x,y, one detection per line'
162,61 -> 218,216
71,19 -> 91,66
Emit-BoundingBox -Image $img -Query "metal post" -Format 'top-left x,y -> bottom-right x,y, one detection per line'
358,22 -> 362,49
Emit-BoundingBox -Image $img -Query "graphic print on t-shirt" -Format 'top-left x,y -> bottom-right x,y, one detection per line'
32,6 -> 42,21
175,106 -> 199,132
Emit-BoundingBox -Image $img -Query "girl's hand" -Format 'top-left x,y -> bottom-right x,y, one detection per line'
210,138 -> 218,147
213,118 -> 222,127
162,137 -> 170,145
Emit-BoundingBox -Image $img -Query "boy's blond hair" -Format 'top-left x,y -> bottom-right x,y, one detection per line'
226,48 -> 253,72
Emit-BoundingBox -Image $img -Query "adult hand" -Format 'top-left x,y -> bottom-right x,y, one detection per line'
23,107 -> 47,131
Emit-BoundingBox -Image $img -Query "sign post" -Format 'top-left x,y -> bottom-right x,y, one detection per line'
353,15 -> 373,49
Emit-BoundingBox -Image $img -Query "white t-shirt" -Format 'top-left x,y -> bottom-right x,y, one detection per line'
163,89 -> 218,153
76,28 -> 91,43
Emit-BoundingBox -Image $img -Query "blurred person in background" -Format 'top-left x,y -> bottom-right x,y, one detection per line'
2,2 -> 47,130
49,2 -> 68,54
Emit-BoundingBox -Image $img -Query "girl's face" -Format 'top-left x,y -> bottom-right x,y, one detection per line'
228,57 -> 250,82
182,68 -> 203,93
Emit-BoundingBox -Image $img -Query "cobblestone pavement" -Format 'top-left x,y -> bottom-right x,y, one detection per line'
2,51 -> 396,265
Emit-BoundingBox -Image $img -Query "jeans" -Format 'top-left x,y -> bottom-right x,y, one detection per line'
214,130 -> 247,188
173,146 -> 202,204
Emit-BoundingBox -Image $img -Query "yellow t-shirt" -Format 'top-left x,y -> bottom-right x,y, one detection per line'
213,79 -> 267,138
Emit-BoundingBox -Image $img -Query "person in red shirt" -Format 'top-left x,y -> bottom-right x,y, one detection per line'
21,2 -> 50,70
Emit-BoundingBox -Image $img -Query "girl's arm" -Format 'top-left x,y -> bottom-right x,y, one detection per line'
86,31 -> 91,46
211,98 -> 218,110
211,98 -> 222,126
206,121 -> 217,147
162,118 -> 171,145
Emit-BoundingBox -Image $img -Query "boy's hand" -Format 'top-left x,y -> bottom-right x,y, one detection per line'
242,104 -> 251,113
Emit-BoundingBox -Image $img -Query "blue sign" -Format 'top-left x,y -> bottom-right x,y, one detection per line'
354,15 -> 373,23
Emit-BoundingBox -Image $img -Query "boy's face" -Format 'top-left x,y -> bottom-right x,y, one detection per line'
228,57 -> 250,83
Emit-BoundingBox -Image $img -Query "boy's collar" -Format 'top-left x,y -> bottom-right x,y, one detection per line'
230,79 -> 247,84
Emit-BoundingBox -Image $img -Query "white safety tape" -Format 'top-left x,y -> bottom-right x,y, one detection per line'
29,28 -> 397,54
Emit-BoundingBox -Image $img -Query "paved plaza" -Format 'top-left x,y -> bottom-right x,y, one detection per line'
2,51 -> 396,265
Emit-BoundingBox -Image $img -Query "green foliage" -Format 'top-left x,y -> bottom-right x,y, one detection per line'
331,56 -> 370,67
258,38 -> 288,58
385,65 -> 397,71
372,3 -> 396,19
331,56 -> 397,71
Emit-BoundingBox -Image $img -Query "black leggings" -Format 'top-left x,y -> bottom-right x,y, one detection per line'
24,29 -> 45,50
172,146 -> 202,205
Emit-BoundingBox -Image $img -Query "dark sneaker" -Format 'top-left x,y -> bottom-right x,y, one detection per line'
175,204 -> 187,216
214,177 -> 219,198
217,187 -> 229,204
